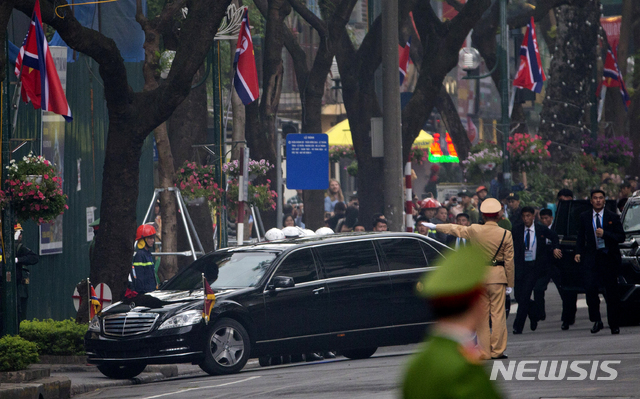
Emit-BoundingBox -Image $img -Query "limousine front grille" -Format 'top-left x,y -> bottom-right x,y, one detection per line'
103,313 -> 159,336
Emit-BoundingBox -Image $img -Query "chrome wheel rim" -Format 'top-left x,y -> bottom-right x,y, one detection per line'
210,326 -> 245,367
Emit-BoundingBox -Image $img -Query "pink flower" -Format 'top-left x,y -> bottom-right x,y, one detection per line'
44,174 -> 49,180
64,204 -> 69,209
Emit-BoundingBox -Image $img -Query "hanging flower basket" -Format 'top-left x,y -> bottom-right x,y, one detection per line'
4,153 -> 68,224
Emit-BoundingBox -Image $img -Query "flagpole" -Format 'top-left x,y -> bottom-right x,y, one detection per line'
508,87 -> 517,119
597,86 -> 606,122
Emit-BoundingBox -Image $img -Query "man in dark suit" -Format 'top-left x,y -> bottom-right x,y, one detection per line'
446,213 -> 470,249
575,189 -> 625,334
512,207 -> 561,334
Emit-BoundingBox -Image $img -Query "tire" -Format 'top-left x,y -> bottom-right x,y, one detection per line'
199,318 -> 251,376
270,356 -> 282,365
617,302 -> 640,326
96,363 -> 147,379
341,347 -> 377,360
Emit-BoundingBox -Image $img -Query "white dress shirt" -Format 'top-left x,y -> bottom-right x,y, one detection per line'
524,223 -> 537,261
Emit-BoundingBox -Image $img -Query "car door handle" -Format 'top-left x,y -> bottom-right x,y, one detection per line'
312,287 -> 325,295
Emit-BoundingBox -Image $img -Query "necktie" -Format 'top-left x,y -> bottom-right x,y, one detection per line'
596,213 -> 602,229
525,229 -> 530,251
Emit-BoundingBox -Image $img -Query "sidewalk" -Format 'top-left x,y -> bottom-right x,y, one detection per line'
0,360 -> 261,398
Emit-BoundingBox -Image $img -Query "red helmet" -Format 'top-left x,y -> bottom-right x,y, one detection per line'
136,224 -> 157,241
420,198 -> 440,209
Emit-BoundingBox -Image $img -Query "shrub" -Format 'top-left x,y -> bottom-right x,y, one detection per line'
0,335 -> 39,371
19,319 -> 88,356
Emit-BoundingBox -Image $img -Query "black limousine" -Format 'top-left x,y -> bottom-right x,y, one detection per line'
85,232 -> 448,378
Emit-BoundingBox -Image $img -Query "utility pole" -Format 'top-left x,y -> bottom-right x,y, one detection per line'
499,0 -> 511,188
3,39 -> 17,335
381,0 -> 403,231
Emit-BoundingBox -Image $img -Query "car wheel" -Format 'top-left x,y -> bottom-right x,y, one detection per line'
199,318 -> 251,376
96,363 -> 147,379
341,347 -> 377,360
270,356 -> 282,365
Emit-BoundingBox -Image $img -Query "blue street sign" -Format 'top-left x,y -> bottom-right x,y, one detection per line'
286,134 -> 329,190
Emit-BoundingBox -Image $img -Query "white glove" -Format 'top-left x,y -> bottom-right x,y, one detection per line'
15,257 -> 19,263
506,287 -> 513,295
424,222 -> 437,230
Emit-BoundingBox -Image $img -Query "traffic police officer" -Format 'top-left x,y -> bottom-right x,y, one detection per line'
402,246 -> 503,399
425,198 -> 514,360
14,224 -> 40,321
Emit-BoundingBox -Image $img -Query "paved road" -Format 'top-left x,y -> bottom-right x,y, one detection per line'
75,284 -> 640,398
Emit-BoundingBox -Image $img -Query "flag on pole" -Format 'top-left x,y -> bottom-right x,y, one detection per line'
14,0 -> 72,121
399,37 -> 411,85
602,48 -> 630,109
202,274 -> 216,324
233,8 -> 259,105
90,285 -> 102,318
513,17 -> 546,94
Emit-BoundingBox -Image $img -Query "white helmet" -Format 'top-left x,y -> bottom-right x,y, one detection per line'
264,228 -> 285,241
282,226 -> 302,238
302,229 -> 316,236
315,227 -> 334,236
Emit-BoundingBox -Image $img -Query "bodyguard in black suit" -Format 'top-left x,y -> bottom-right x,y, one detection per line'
575,189 -> 625,334
512,207 -> 561,334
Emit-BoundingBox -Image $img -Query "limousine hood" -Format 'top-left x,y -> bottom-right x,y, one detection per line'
100,288 -> 243,317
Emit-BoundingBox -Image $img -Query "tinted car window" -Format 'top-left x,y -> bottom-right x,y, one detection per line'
378,239 -> 428,270
163,251 -> 276,290
316,241 -> 379,278
273,249 -> 318,285
420,241 -> 445,265
623,201 -> 640,233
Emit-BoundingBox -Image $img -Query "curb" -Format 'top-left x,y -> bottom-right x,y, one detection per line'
70,372 -> 166,397
0,377 -> 71,399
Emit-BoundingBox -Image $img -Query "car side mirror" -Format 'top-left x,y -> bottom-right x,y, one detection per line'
268,276 -> 295,290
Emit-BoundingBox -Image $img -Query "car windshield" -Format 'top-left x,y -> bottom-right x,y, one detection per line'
162,251 -> 277,291
623,202 -> 640,233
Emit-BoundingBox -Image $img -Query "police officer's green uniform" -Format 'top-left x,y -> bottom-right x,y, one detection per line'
402,247 -> 503,399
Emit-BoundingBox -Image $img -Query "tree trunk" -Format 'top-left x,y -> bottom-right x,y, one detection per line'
539,1 -> 600,160
155,122 -> 178,282
168,66 -> 214,270
91,120 -> 145,299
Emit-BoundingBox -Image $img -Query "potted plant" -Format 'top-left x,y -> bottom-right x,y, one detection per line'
4,153 -> 68,224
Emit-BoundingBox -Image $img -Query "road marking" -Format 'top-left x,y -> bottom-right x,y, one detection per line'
140,376 -> 261,398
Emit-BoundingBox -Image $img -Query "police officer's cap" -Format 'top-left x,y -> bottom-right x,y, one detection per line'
507,192 -> 519,201
479,198 -> 501,214
418,246 -> 488,299
458,189 -> 471,197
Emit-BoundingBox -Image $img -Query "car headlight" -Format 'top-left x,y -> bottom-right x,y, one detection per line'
158,310 -> 203,330
88,316 -> 101,332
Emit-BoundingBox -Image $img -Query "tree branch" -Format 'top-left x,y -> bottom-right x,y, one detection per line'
288,0 -> 328,36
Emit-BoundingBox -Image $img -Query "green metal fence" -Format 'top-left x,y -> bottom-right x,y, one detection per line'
9,55 -> 154,321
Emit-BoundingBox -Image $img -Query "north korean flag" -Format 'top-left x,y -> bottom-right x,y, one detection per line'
603,48 -> 630,109
513,17 -> 546,94
233,9 -> 260,105
14,0 -> 72,121
399,37 -> 411,85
